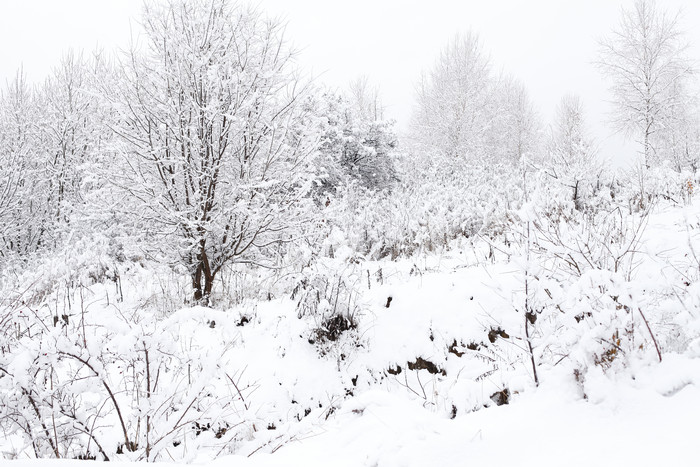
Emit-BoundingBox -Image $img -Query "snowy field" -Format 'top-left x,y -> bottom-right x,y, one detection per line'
9,367 -> 700,466
3,201 -> 700,466
2,0 -> 700,465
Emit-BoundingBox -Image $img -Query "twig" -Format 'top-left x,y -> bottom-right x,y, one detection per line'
637,307 -> 662,362
59,351 -> 133,450
225,371 -> 250,411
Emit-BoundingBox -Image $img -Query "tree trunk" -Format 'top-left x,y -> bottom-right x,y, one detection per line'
644,113 -> 652,170
192,251 -> 215,304
192,263 -> 204,302
203,272 -> 214,299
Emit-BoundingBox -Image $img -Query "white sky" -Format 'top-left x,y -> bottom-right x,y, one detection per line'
2,0 -> 699,166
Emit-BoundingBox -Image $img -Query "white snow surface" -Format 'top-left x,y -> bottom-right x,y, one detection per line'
3,202 -> 700,466
7,360 -> 700,466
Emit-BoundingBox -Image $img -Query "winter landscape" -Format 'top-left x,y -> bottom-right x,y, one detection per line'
1,0 -> 700,465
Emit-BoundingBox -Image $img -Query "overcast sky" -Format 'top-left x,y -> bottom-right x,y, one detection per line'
2,0 -> 699,166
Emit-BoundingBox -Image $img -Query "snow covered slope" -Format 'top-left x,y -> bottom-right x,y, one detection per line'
3,202 -> 700,465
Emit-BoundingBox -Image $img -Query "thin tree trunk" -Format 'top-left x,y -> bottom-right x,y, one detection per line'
192,264 -> 203,302
192,255 -> 215,304
203,271 -> 214,300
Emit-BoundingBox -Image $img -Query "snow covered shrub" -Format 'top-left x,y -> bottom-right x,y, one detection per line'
531,270 -> 640,372
529,195 -> 649,279
0,233 -> 259,460
506,192 -> 668,382
530,165 -> 612,223
292,262 -> 365,359
324,182 -> 419,260
324,159 -> 524,261
406,161 -> 523,248
616,163 -> 696,212
641,163 -> 696,205
0,272 -> 249,461
314,91 -> 398,195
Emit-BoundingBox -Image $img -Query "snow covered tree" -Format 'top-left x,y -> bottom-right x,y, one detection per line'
412,33 -> 493,163
108,0 -> 318,302
348,75 -> 384,121
316,90 -> 398,195
38,52 -> 109,233
597,0 -> 694,168
0,53 -> 110,260
490,75 -> 540,164
657,82 -> 700,172
411,33 -> 539,170
546,95 -> 602,211
0,71 -> 46,257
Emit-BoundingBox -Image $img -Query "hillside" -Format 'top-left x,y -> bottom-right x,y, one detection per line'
2,200 -> 699,465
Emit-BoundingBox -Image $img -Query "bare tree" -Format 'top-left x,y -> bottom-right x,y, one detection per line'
107,0 -> 317,303
348,75 -> 384,121
597,0 -> 694,168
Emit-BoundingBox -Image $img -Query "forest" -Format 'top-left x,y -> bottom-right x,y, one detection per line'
1,0 -> 699,464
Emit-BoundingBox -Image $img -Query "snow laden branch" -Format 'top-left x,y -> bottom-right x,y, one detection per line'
106,0 -> 318,303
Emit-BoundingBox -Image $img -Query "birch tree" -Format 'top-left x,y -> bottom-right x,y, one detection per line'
597,0 -> 694,168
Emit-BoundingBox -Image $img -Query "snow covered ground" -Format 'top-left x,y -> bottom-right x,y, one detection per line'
8,355 -> 700,466
3,201 -> 700,466
227,358 -> 700,467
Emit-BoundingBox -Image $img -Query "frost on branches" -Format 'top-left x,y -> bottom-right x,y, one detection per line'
2,0 -> 700,464
107,0 -> 318,303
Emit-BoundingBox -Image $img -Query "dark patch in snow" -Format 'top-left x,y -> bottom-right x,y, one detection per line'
488,327 -> 509,343
448,339 -> 465,357
574,311 -> 592,323
466,341 -> 484,351
313,313 -> 357,343
526,311 -> 537,324
490,388 -> 510,406
236,315 -> 250,326
407,357 -> 446,376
